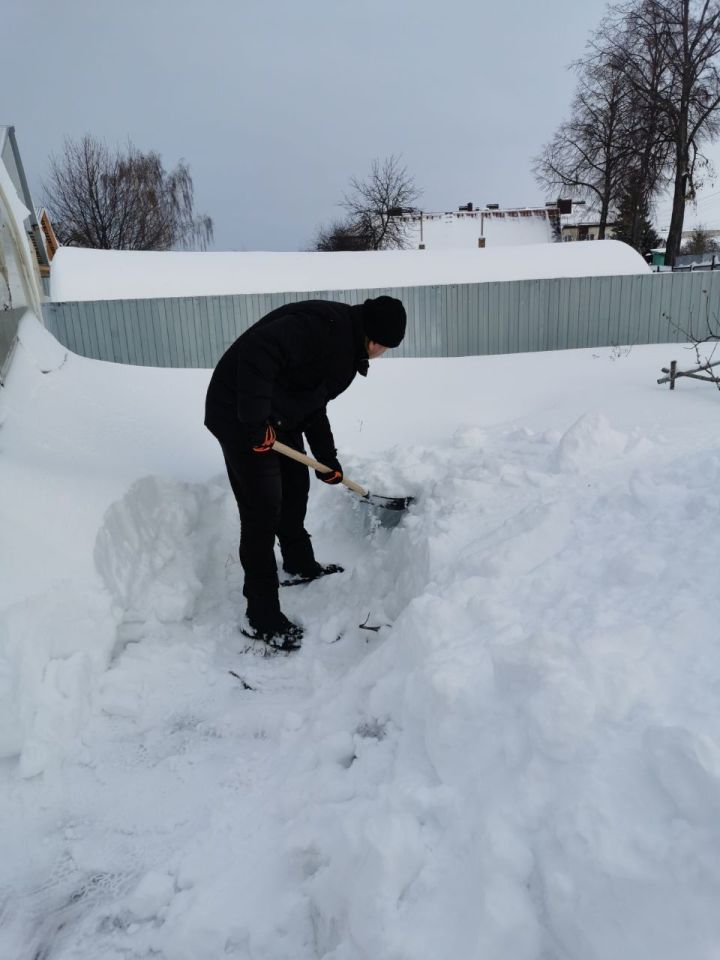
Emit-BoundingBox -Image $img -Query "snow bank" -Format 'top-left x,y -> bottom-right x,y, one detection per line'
2,314 -> 720,959
49,240 -> 650,302
0,314 -> 219,775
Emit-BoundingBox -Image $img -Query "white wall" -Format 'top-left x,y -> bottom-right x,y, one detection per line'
0,153 -> 43,379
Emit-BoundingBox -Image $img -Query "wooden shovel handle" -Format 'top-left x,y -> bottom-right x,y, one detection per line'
272,440 -> 368,498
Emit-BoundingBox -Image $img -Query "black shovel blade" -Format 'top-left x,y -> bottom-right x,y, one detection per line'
362,492 -> 414,511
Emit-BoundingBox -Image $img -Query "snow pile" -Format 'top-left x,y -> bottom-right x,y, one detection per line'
49,239 -> 650,302
94,476 -> 212,624
2,314 -> 720,958
0,315 -> 220,777
552,411 -> 630,472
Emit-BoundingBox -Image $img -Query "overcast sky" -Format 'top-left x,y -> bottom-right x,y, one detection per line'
5,0 -> 719,250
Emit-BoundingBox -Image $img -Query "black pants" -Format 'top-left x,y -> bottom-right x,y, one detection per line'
219,429 -> 317,619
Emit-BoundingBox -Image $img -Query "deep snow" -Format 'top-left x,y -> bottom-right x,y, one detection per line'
2,313 -> 720,959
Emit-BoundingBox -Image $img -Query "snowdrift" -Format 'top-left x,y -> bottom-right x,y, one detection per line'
2,315 -> 720,959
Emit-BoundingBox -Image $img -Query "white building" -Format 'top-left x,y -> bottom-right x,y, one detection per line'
0,125 -> 46,378
393,203 -> 561,250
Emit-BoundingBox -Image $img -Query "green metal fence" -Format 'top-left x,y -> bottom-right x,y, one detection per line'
42,271 -> 720,368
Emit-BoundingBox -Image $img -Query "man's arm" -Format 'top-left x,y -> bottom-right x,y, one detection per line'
302,407 -> 337,465
303,407 -> 343,484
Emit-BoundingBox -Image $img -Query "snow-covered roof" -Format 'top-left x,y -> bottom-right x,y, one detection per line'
49,241 -> 651,303
398,208 -> 554,249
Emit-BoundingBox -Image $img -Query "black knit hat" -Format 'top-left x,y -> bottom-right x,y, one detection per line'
362,296 -> 407,348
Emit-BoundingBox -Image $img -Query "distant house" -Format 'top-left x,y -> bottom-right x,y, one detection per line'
393,202 -> 565,250
560,208 -> 617,243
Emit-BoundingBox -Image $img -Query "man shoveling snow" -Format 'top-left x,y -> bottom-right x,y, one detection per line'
204,296 -> 407,651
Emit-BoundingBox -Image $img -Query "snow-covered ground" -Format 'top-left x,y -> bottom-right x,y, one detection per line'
49,240 -> 650,302
2,312 -> 720,959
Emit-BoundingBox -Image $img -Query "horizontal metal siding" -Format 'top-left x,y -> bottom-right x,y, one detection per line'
42,272 -> 720,368
0,307 -> 24,382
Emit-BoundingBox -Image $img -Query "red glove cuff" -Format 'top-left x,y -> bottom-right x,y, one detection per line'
319,469 -> 343,485
252,424 -> 277,453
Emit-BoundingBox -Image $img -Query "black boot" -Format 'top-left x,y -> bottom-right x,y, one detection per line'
243,609 -> 303,651
281,562 -> 344,586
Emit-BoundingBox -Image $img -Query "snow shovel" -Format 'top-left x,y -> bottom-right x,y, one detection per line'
272,441 -> 413,512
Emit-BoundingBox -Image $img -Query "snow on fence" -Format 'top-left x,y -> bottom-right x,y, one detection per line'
42,270 -> 720,368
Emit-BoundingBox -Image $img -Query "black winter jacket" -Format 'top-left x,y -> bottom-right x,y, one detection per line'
204,300 -> 369,462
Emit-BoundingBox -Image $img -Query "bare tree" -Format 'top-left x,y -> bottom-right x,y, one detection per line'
311,218 -> 373,251
43,135 -> 213,250
624,0 -> 720,265
340,156 -> 420,250
658,290 -> 720,389
534,62 -> 630,238
592,3 -> 674,249
537,0 -> 720,261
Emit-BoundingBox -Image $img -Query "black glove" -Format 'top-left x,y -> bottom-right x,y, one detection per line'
246,422 -> 276,454
315,457 -> 343,485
